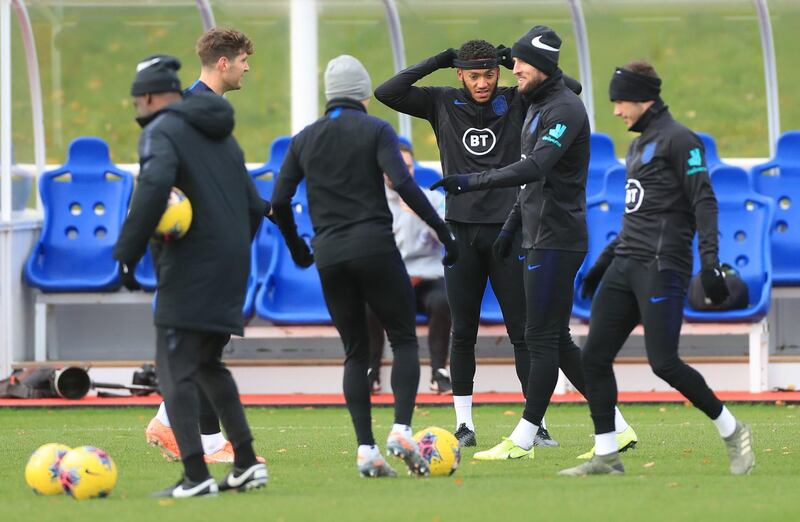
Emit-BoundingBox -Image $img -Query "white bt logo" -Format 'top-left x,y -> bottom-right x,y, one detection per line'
625,178 -> 644,214
462,128 -> 497,156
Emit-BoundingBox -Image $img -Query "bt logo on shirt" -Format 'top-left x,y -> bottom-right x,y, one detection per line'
462,128 -> 497,156
625,178 -> 645,213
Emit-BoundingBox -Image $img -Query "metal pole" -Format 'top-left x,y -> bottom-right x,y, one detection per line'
195,0 -> 216,31
12,0 -> 45,210
1,0 -> 11,223
566,0 -> 594,131
754,0 -> 780,157
1,0 -> 14,378
381,0 -> 411,139
290,0 -> 318,134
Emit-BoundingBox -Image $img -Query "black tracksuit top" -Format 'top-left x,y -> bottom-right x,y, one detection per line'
271,99 -> 445,270
601,102 -> 720,275
114,93 -> 266,336
473,71 -> 591,252
374,55 -> 524,224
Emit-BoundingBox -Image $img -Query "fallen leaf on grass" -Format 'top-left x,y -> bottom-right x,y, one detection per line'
668,482 -> 680,488
682,448 -> 693,454
454,478 -> 463,486
702,458 -> 712,465
277,448 -> 288,453
643,462 -> 656,468
658,407 -> 667,413
503,410 -> 516,416
158,499 -> 175,507
775,400 -> 785,407
419,410 -> 430,417
764,448 -> 772,452
303,406 -> 315,410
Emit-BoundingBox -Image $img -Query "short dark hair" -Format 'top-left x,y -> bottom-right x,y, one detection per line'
622,60 -> 659,80
398,142 -> 414,158
457,39 -> 497,62
196,28 -> 254,66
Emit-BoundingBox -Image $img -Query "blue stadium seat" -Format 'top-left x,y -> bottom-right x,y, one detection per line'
684,167 -> 774,322
572,165 -> 627,320
134,248 -> 157,290
242,241 -> 258,320
751,130 -> 800,285
479,283 -> 505,323
587,133 -> 622,199
25,137 -> 133,292
255,200 -> 331,324
697,132 -> 723,169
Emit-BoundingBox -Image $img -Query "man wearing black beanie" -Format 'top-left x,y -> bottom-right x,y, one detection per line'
432,25 -> 634,461
116,54 -> 269,496
560,60 -> 754,476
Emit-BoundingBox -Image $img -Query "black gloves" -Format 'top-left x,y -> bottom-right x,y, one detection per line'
434,223 -> 459,266
433,48 -> 457,69
580,257 -> 612,300
701,265 -> 730,305
119,262 -> 141,291
496,45 -> 514,70
287,235 -> 314,268
430,174 -> 473,195
492,230 -> 514,260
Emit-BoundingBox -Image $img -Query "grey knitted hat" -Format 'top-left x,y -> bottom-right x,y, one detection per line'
324,55 -> 372,102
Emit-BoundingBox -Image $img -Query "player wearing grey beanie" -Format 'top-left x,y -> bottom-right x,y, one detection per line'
324,54 -> 373,102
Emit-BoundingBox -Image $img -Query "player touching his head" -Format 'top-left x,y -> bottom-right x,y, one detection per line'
432,26 -> 635,462
559,61 -> 753,476
376,39 -> 584,448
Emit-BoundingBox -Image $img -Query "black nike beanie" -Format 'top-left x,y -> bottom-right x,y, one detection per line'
131,55 -> 182,96
511,25 -> 561,75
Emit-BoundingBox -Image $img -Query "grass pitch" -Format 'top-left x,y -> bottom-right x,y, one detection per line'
1,403 -> 798,521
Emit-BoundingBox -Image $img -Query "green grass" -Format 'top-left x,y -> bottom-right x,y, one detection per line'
1,404 -> 798,521
7,2 -> 800,167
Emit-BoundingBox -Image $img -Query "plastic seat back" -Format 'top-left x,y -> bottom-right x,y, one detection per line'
587,133 -> 622,200
751,130 -> 800,285
573,165 -> 627,320
684,167 -> 774,322
255,199 -> 331,324
25,137 -> 133,291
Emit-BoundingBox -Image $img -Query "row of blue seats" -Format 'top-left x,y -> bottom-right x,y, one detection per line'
23,130 -> 799,324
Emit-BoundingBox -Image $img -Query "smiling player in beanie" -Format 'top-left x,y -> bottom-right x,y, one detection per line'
432,26 -> 635,461
376,38 -> 586,448
559,61 -> 753,476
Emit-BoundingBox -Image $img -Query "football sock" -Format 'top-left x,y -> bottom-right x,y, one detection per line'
713,406 -> 737,438
391,423 -> 412,437
233,441 -> 258,470
155,402 -> 171,427
509,418 -> 538,450
594,432 -> 617,456
454,395 -> 474,431
614,406 -> 630,433
201,432 -> 227,455
358,444 -> 380,460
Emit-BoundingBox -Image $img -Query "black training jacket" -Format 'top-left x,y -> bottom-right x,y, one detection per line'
374,55 -> 525,224
474,70 -> 591,252
272,98 -> 445,270
114,93 -> 266,336
598,101 -> 719,275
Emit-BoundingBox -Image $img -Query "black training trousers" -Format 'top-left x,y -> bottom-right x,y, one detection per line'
582,257 -> 725,434
318,250 -> 421,446
446,222 -> 529,396
521,248 -> 588,426
367,278 -> 451,373
156,327 -> 256,482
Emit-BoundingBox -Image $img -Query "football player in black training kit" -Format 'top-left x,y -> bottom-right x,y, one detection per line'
376,39 -> 583,448
559,61 -> 754,476
432,26 -> 635,461
272,55 -> 458,478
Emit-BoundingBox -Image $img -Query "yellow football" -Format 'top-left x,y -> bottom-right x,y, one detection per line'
413,426 -> 461,477
25,443 -> 71,495
155,187 -> 192,240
